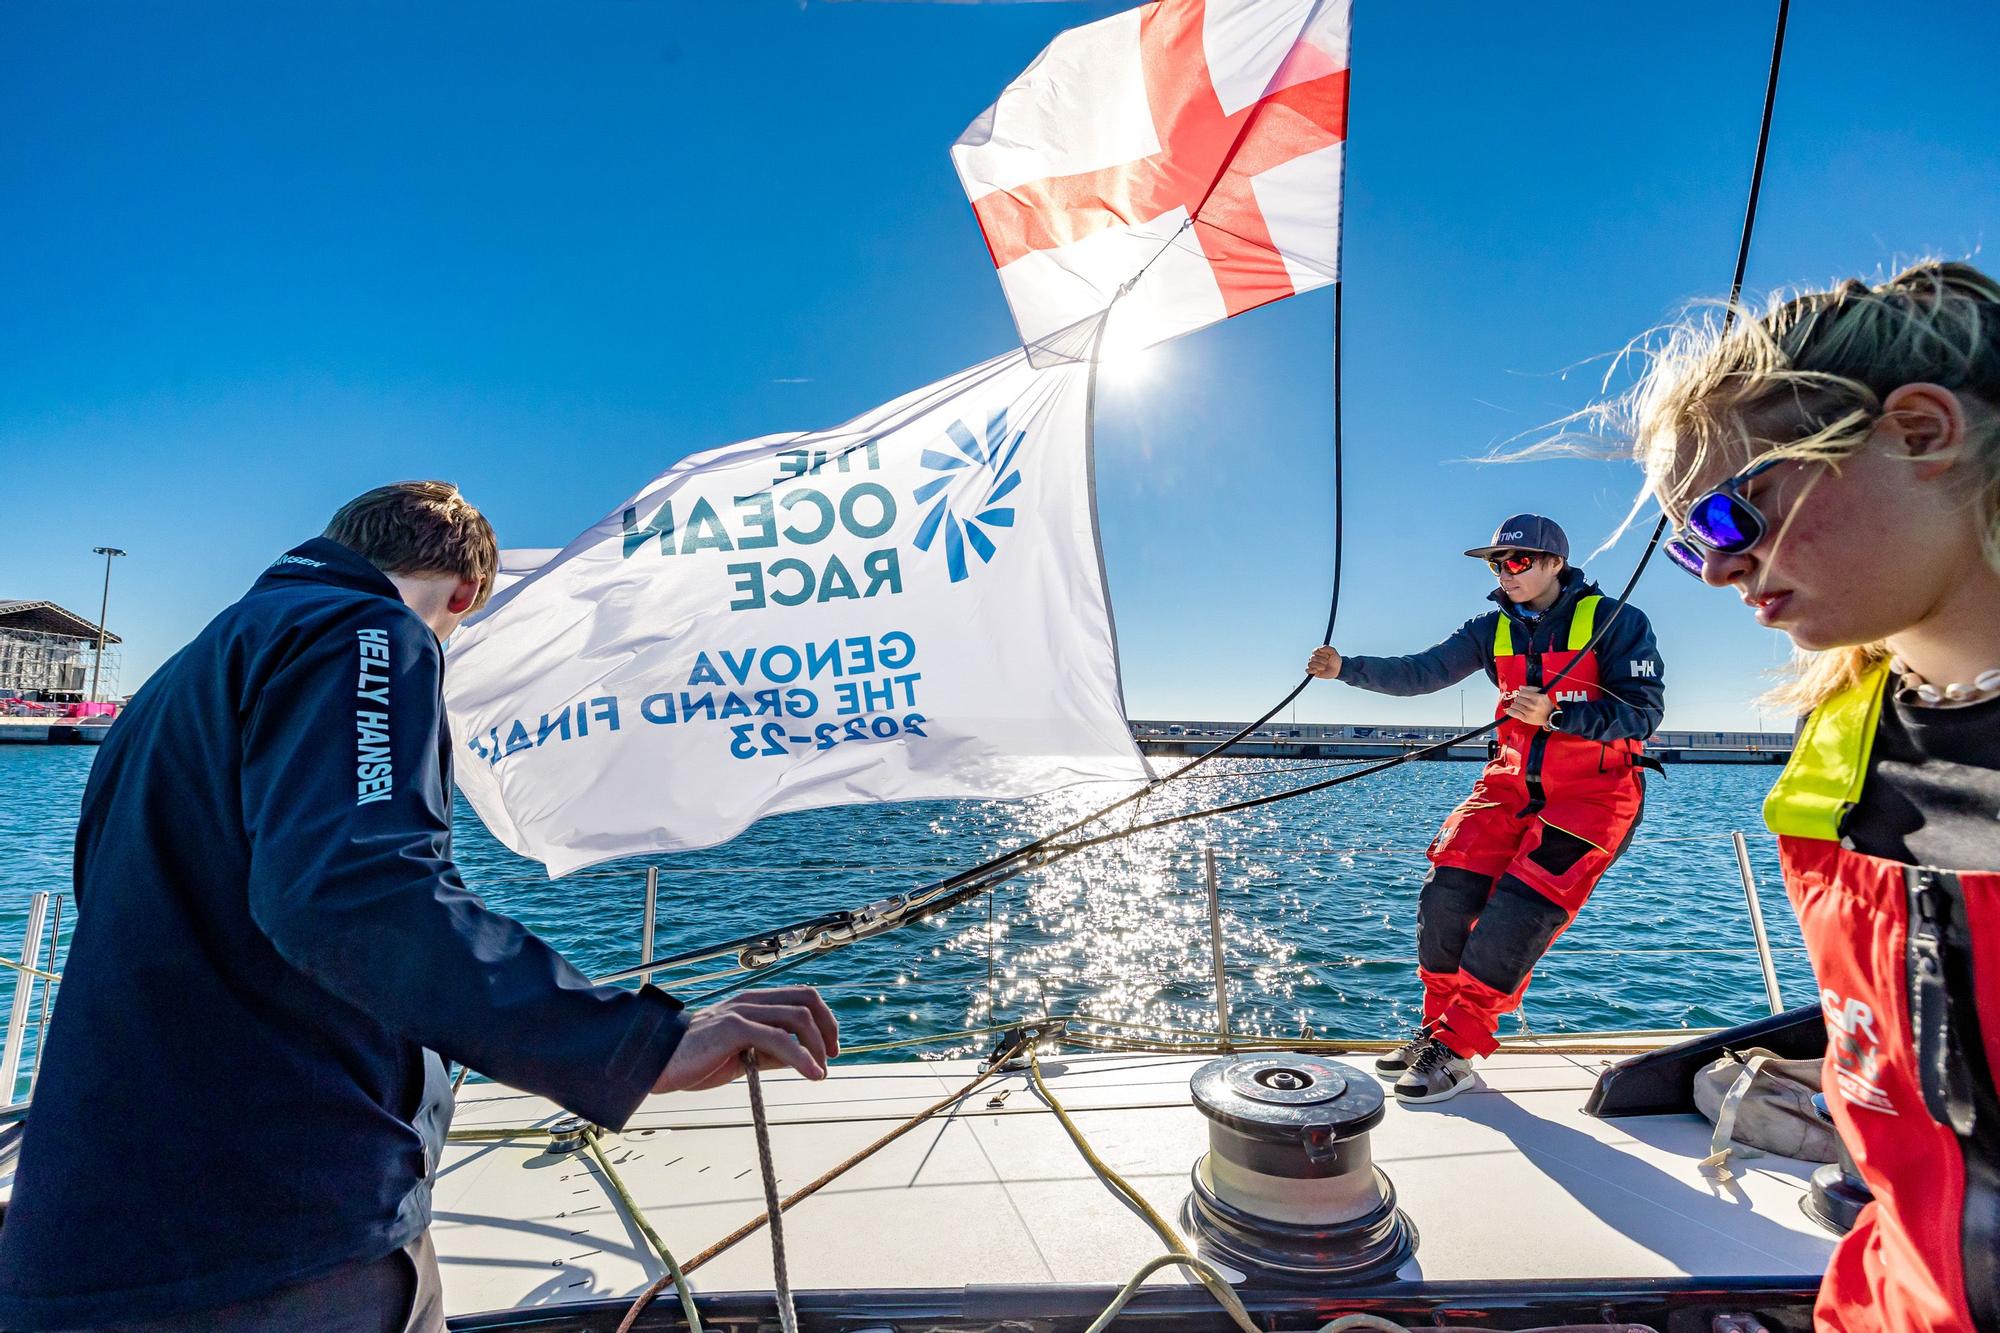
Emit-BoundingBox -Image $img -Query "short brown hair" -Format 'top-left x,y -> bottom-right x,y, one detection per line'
324,481 -> 499,611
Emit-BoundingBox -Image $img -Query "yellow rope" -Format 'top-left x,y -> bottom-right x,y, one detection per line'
1026,1048 -> 1260,1333
583,1127 -> 704,1333
1082,1253 -> 1246,1333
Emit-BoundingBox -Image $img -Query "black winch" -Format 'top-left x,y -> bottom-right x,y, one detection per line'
1181,1054 -> 1416,1283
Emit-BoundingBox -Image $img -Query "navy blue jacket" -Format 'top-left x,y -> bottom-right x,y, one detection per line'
0,539 -> 687,1328
1338,569 -> 1666,742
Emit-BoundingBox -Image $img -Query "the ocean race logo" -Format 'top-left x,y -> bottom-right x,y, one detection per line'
619,441 -> 903,611
912,409 -> 1023,584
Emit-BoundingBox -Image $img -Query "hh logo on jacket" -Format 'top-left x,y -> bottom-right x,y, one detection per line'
355,627 -> 394,806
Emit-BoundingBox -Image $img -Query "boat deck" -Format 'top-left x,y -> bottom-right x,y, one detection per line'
432,1044 -> 1835,1320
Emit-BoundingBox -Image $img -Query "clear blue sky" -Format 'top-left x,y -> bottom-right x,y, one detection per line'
5,0 -> 1996,731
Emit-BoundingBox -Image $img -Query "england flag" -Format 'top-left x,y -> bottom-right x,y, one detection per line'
953,0 -> 1350,361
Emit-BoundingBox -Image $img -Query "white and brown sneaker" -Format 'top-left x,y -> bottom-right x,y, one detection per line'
1392,1037 -> 1475,1105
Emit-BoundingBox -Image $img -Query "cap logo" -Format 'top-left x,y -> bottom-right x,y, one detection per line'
1501,530 -> 1524,540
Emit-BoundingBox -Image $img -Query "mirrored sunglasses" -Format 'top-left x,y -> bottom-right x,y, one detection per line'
1486,552 -> 1539,576
1664,456 -> 1788,579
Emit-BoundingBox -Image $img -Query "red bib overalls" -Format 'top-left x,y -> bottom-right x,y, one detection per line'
1423,594 -> 1650,1056
1766,665 -> 2000,1333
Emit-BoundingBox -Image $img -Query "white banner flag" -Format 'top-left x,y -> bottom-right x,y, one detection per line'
446,350 -> 1148,875
953,0 -> 1349,361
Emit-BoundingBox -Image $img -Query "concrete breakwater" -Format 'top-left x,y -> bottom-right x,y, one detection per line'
0,718 -> 111,746
1131,719 -> 1790,764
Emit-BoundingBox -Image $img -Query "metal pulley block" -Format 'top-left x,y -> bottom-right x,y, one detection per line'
544,1116 -> 591,1155
736,896 -> 911,969
1182,1054 -> 1416,1283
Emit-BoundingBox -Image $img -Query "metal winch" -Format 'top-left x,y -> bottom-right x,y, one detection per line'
1182,1054 -> 1416,1283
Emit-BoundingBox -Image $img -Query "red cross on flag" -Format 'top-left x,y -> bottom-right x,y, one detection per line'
953,0 -> 1349,361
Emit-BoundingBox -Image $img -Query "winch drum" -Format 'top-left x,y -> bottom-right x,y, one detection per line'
1182,1054 -> 1416,1282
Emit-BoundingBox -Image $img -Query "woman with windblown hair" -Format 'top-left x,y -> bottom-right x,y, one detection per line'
1631,261 -> 2000,1333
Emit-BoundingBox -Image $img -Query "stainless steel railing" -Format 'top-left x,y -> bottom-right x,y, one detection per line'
1,892 -> 65,1114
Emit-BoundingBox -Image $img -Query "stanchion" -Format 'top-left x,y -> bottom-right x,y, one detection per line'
1733,831 -> 1784,1014
1203,848 -> 1233,1049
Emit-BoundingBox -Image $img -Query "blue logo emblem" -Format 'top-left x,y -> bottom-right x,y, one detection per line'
912,409 -> 1023,583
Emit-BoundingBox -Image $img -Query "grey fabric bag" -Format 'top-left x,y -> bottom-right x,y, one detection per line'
1693,1046 -> 1838,1179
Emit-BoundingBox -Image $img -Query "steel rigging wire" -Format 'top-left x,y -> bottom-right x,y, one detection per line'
615,0 -> 1793,999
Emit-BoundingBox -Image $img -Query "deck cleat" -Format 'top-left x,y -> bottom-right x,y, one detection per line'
1183,1053 -> 1417,1284
985,1018 -> 1066,1071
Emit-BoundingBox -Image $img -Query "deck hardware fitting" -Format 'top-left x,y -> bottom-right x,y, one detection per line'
987,1018 -> 1065,1071
1733,830 -> 1786,1014
1202,847 -> 1233,1047
543,1116 -> 590,1155
1183,1053 -> 1416,1284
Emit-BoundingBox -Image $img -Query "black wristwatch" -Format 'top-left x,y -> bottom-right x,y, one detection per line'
1547,708 -> 1564,732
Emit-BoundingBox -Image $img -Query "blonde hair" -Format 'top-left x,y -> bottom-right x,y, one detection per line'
1625,260 -> 2000,714
324,481 -> 499,611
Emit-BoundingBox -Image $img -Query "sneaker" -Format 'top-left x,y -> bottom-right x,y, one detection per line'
1373,1026 -> 1431,1076
1393,1038 -> 1475,1105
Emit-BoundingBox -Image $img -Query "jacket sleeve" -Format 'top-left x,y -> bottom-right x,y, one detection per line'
239,603 -> 686,1131
1337,615 -> 1490,697
1552,600 -> 1666,742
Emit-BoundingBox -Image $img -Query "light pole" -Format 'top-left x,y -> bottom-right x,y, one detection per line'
89,547 -> 125,704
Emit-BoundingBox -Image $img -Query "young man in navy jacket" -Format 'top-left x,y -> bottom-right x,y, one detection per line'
1307,515 -> 1665,1104
0,483 -> 838,1332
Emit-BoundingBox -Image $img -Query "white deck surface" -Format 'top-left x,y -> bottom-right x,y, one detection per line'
432,1046 -> 1836,1318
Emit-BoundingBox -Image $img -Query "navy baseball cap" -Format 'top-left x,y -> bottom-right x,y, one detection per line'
1464,514 -> 1569,561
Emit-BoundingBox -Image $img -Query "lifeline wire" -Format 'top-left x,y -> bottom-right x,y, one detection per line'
616,0 -> 1791,993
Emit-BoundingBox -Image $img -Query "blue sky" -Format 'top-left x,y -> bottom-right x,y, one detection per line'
4,0 -> 1997,731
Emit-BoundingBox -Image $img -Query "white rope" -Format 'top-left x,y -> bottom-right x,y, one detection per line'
742,1055 -> 800,1333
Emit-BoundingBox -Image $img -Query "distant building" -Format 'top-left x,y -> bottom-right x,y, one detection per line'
0,601 -> 121,704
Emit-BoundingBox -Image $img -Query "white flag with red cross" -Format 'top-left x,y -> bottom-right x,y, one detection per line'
953,0 -> 1350,361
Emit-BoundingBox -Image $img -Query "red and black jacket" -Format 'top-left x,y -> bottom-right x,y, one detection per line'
1339,568 -> 1665,803
1765,664 -> 1999,1333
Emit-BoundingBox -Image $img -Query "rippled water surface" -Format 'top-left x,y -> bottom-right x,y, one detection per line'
0,745 -> 1813,1090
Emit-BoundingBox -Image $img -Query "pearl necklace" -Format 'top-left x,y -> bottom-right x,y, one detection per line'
1891,658 -> 2000,708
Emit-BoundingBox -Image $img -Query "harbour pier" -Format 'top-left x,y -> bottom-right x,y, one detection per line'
1132,719 -> 1791,764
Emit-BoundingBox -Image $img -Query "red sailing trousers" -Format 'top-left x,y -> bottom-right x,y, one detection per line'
1418,724 -> 1645,1059
1781,836 -> 2000,1333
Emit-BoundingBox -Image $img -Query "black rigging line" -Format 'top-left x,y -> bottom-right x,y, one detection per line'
1731,0 -> 1790,318
634,0 -> 1792,990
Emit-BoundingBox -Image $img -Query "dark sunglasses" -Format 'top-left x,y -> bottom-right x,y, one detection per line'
1486,551 -> 1540,576
1663,456 -> 1788,578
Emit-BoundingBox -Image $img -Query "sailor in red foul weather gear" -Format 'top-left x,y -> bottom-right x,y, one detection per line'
1763,664 -> 2000,1333
1308,514 -> 1665,1103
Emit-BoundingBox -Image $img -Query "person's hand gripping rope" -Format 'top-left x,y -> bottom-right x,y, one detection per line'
652,986 -> 841,1093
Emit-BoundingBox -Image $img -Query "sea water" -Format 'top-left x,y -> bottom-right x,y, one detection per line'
0,745 -> 1811,1089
